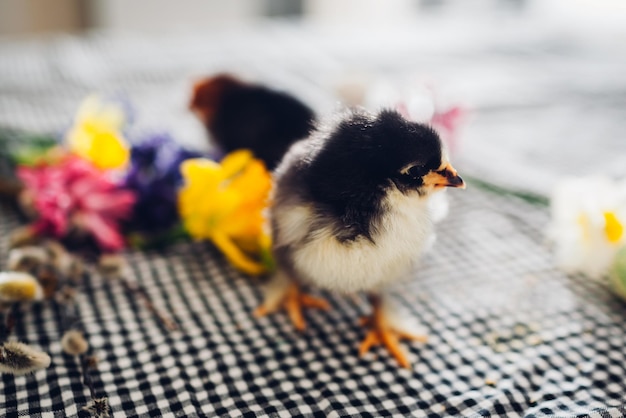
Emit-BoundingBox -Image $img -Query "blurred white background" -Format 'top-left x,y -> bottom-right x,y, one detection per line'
1,0 -> 625,195
1,0 -> 625,36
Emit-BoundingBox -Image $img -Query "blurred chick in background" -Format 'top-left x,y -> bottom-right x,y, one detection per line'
190,74 -> 315,170
191,77 -> 465,367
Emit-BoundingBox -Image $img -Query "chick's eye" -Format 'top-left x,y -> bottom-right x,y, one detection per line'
402,164 -> 426,179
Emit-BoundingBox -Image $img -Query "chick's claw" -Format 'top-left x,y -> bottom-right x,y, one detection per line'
254,282 -> 329,331
358,327 -> 427,369
358,301 -> 427,369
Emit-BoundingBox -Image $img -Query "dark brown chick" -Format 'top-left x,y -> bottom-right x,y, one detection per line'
190,74 -> 316,169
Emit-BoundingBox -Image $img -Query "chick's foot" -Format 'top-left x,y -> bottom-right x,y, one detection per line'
359,296 -> 427,368
254,279 -> 329,331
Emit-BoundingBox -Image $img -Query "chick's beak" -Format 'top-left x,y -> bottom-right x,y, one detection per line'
423,164 -> 466,189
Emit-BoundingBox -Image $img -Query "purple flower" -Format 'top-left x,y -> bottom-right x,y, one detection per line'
124,133 -> 201,232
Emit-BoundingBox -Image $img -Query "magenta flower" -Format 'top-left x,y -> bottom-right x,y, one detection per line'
17,156 -> 136,251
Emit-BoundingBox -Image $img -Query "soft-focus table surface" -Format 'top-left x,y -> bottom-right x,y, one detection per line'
1,15 -> 626,417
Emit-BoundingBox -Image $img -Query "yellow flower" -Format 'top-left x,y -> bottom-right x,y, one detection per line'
66,95 -> 130,170
178,150 -> 273,275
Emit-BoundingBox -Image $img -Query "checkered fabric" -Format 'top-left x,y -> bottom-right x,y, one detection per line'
2,186 -> 626,417
1,17 -> 626,417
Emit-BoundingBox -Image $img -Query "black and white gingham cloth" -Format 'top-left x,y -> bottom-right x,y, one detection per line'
1,18 -> 626,417
2,187 -> 626,417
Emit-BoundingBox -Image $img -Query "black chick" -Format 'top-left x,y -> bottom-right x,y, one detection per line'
190,74 -> 316,170
255,108 -> 465,368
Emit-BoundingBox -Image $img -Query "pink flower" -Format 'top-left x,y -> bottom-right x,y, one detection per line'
17,156 -> 136,251
361,79 -> 466,156
430,106 -> 466,155
396,102 -> 466,155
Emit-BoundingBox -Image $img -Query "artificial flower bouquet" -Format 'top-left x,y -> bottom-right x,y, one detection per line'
1,95 -> 273,276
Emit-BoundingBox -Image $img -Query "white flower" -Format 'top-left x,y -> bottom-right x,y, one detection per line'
364,79 -> 436,123
548,176 -> 626,278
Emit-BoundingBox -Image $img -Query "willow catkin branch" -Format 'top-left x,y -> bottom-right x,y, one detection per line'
120,279 -> 179,331
0,178 -> 22,199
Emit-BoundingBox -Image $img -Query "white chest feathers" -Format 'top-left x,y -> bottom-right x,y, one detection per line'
275,189 -> 436,294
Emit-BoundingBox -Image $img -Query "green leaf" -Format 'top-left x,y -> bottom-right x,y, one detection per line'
465,175 -> 549,206
126,224 -> 191,250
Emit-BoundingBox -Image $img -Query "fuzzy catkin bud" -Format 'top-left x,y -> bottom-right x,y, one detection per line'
98,254 -> 127,279
61,330 -> 89,356
0,272 -> 44,302
0,341 -> 51,375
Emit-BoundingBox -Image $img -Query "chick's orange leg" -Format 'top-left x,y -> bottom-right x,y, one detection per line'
358,295 -> 427,368
254,281 -> 329,331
